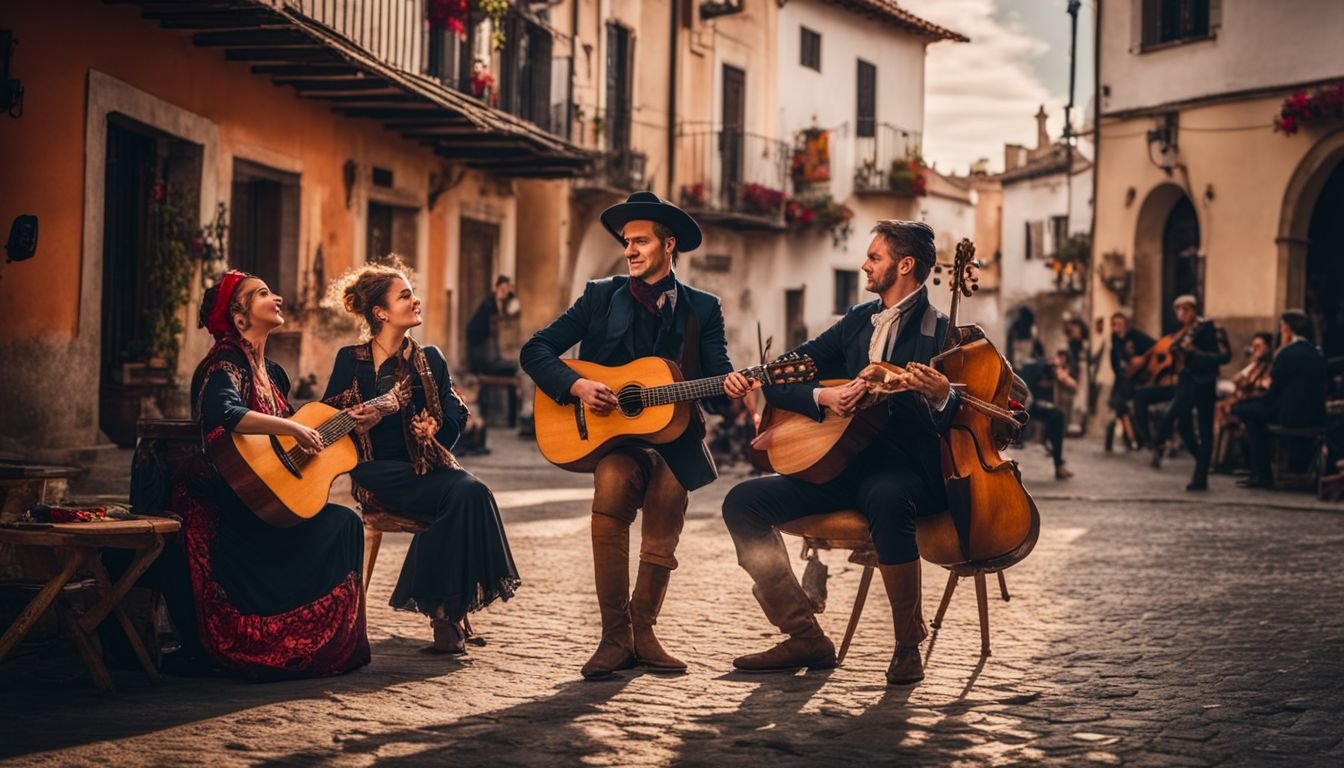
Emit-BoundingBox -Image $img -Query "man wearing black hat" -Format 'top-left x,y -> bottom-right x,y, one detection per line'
721,220 -> 959,686
521,192 -> 755,679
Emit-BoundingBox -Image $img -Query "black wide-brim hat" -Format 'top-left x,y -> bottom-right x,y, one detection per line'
600,191 -> 702,253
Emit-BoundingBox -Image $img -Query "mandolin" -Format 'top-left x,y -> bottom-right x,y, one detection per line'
533,355 -> 816,472
209,382 -> 410,528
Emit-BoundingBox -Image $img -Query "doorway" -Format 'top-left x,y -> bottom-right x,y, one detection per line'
1160,196 -> 1201,333
721,64 -> 745,209
458,217 -> 501,361
1305,161 -> 1344,359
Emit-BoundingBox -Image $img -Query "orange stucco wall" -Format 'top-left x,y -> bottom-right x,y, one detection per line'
0,0 -> 446,344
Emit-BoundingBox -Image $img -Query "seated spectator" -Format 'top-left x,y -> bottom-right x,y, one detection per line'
1017,349 -> 1077,480
1212,332 -> 1273,469
1232,311 -> 1329,489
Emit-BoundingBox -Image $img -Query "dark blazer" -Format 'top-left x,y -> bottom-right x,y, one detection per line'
1246,339 -> 1328,427
765,286 -> 960,513
520,275 -> 734,491
1110,329 -> 1155,379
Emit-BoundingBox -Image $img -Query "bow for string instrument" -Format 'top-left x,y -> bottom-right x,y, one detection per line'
917,238 -> 1041,572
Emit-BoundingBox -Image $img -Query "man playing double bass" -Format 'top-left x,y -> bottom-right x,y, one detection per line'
521,192 -> 756,680
722,220 -> 959,686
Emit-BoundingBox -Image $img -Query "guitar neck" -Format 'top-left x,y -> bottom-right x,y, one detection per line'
315,390 -> 401,448
640,367 -> 768,407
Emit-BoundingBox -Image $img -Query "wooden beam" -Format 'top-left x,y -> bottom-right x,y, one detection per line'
155,16 -> 284,29
274,78 -> 394,92
307,93 -> 425,104
251,64 -> 364,77
337,108 -> 465,120
225,47 -> 340,62
194,29 -> 313,47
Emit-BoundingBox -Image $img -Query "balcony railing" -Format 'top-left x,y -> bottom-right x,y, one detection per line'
676,126 -> 790,229
276,0 -> 425,74
854,123 -> 924,195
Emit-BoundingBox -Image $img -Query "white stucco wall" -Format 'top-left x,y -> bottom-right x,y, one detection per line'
1100,0 -> 1343,115
999,166 -> 1093,306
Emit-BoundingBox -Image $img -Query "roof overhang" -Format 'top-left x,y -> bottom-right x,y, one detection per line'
815,0 -> 969,42
123,0 -> 593,178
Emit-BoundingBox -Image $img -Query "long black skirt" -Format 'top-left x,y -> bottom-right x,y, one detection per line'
351,461 -> 520,619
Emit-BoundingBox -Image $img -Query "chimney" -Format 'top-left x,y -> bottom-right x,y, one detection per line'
1004,143 -> 1027,171
1035,105 -> 1050,151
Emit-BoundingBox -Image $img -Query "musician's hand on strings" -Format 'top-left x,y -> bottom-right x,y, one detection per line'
1180,335 -> 1195,351
289,423 -> 324,454
907,362 -> 952,405
410,411 -> 440,442
346,403 -> 385,434
722,371 -> 760,399
570,378 -> 619,415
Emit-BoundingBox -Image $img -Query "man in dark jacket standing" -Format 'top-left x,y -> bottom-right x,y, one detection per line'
1151,295 -> 1231,491
521,192 -> 754,679
1233,310 -> 1329,488
721,220 -> 960,687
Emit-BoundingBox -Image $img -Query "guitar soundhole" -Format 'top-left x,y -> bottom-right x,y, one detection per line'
618,384 -> 645,418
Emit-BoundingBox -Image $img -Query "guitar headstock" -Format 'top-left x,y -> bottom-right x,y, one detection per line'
932,238 -> 981,299
752,354 -> 817,386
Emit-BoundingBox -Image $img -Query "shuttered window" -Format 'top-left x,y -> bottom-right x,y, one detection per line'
800,27 -> 821,71
856,60 -> 876,138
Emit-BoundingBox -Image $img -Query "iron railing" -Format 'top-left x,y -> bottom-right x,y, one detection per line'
853,123 -> 923,194
676,126 -> 790,227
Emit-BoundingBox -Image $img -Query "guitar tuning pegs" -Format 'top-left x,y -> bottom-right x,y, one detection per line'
971,284 -> 980,292
932,278 -> 941,286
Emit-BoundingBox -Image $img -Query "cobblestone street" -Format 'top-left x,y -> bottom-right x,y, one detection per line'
3,433 -> 1343,767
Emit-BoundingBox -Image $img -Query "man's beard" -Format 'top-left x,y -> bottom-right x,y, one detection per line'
869,269 -> 896,294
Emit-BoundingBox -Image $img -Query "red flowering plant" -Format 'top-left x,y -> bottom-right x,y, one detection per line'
786,194 -> 853,246
740,183 -> 787,216
1274,83 -> 1344,135
679,182 -> 708,209
887,153 -> 928,196
427,0 -> 510,49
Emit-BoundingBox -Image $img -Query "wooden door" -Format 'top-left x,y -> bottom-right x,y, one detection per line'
458,217 -> 500,363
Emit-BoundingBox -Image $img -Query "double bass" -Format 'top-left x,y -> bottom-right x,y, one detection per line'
915,239 -> 1040,572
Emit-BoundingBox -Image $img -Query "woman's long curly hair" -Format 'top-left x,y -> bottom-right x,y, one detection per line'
324,255 -> 417,341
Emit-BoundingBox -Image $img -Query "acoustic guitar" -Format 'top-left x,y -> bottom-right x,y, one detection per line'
1124,319 -> 1211,385
533,355 -> 816,472
209,382 -> 410,528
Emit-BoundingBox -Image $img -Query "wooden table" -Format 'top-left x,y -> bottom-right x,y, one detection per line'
0,517 -> 180,691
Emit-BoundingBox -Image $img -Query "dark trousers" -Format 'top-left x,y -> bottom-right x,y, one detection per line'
1028,402 -> 1066,467
1232,399 -> 1274,482
1132,384 -> 1176,447
1156,377 -> 1217,478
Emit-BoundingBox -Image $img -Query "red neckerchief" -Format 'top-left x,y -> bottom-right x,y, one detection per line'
629,272 -> 676,316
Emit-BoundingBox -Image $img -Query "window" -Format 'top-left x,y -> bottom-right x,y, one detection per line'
834,269 -> 859,314
605,23 -> 633,150
1050,215 -> 1069,255
502,14 -> 555,130
1025,220 -> 1045,261
230,159 -> 300,300
785,288 -> 808,349
856,60 -> 876,138
1142,0 -> 1211,47
367,202 -> 419,267
800,27 -> 821,71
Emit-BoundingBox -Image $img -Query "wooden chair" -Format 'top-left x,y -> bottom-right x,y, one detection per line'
1267,425 -> 1327,491
777,510 -> 1010,665
359,500 -> 427,594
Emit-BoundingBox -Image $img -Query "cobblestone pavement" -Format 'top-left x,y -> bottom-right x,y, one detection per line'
2,432 -> 1342,767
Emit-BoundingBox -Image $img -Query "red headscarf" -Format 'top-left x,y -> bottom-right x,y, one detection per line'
206,270 -> 251,339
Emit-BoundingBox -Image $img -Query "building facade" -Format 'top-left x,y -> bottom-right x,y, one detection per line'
0,0 -> 588,457
1090,0 -> 1344,395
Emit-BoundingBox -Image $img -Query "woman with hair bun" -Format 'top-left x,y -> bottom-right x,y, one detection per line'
323,257 -> 519,654
172,270 -> 370,678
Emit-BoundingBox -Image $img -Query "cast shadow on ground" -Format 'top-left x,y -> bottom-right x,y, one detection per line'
0,634 -> 470,759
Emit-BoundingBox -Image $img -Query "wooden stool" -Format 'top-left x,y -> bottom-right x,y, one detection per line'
0,517 -> 180,691
359,502 -> 428,594
1267,425 -> 1326,491
778,509 -> 1011,664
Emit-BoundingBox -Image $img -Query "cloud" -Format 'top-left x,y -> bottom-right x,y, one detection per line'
901,0 -> 1068,175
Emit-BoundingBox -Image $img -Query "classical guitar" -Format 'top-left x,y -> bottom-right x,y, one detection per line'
209,382 -> 410,528
533,355 -> 816,472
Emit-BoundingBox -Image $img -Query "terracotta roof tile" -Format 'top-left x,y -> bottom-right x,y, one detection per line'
817,0 -> 969,42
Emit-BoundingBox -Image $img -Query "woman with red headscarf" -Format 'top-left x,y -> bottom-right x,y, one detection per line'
168,271 -> 370,678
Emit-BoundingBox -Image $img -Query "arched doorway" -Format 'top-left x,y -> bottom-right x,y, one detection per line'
1133,183 -> 1200,336
1161,197 -> 1202,333
1306,162 -> 1344,358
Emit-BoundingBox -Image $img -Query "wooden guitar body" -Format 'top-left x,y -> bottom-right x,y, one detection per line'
921,332 -> 1040,572
1125,332 -> 1180,384
207,402 -> 359,528
750,380 -> 887,484
533,358 -> 691,473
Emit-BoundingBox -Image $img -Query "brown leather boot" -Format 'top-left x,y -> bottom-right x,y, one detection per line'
630,562 -> 687,673
581,514 -> 637,679
879,560 -> 928,685
733,582 -> 836,671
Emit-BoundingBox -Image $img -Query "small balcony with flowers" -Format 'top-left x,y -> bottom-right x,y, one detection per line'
569,108 -> 651,196
784,126 -> 855,247
853,122 -> 926,196
675,123 -> 791,230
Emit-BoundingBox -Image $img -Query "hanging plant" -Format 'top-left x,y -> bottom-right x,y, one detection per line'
1274,82 -> 1344,135
887,152 -> 928,196
786,194 -> 853,247
427,0 -> 509,49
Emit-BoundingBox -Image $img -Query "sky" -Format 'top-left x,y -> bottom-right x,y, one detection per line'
900,0 -> 1095,175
